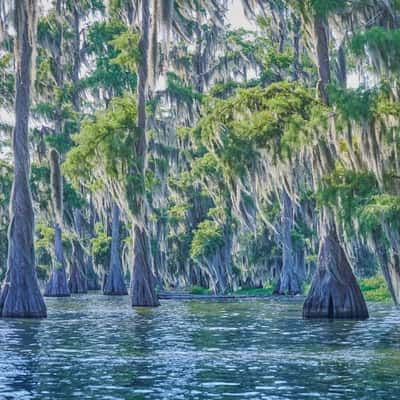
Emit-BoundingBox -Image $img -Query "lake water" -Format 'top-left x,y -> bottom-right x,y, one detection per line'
0,295 -> 399,399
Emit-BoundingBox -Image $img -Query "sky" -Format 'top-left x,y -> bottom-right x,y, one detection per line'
227,0 -> 254,29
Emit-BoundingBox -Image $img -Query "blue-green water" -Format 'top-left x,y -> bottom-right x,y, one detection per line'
0,295 -> 399,399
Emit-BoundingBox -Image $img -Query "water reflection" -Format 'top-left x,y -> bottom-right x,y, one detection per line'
0,295 -> 399,399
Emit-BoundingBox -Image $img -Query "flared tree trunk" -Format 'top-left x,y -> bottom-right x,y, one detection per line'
86,255 -> 100,290
303,13 -> 368,319
86,196 -> 100,290
131,224 -> 159,306
45,0 -> 70,297
104,203 -> 127,295
372,231 -> 400,304
130,0 -> 159,307
0,0 -> 47,318
275,189 -> 302,295
68,211 -> 87,293
45,149 -> 70,296
44,223 -> 70,297
303,220 -> 368,319
69,239 -> 88,293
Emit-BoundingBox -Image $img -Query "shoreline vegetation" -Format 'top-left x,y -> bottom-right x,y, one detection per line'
159,275 -> 391,302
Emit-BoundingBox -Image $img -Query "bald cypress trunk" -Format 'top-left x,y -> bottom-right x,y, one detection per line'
275,189 -> 302,295
0,0 -> 46,318
303,226 -> 368,319
68,210 -> 87,293
131,224 -> 158,305
314,14 -> 330,105
44,223 -> 70,297
302,14 -> 368,319
45,149 -> 69,296
130,0 -> 159,307
86,196 -> 100,290
104,203 -> 127,295
44,0 -> 70,297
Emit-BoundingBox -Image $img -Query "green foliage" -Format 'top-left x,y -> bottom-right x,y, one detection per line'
359,276 -> 391,302
92,223 -> 111,266
84,20 -> 137,95
290,0 -> 348,18
195,82 -> 318,180
351,27 -> 400,73
166,72 -> 203,104
189,285 -> 212,295
0,53 -> 14,107
190,220 -> 224,259
360,194 -> 400,232
0,160 -> 12,207
317,167 -> 379,226
64,95 -> 138,181
64,95 -> 144,216
233,283 -> 274,296
329,85 -> 378,123
110,30 -> 141,72
45,132 -> 73,154
36,224 -> 55,249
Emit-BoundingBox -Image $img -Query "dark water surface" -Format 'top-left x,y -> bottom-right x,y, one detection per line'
0,295 -> 399,399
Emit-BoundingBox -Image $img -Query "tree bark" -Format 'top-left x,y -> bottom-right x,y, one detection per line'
86,195 -> 100,290
303,224 -> 369,319
335,41 -> 347,88
131,224 -> 159,306
44,223 -> 70,297
0,0 -> 47,318
293,16 -> 301,81
45,148 -> 70,296
68,210 -> 87,293
275,189 -> 302,295
104,203 -> 127,295
313,14 -> 330,105
43,1 -> 70,297
130,0 -> 159,307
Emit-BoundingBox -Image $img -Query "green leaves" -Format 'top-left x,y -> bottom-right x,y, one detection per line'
110,30 -> 141,72
289,0 -> 348,18
84,20 -> 137,96
195,82 -> 318,179
350,27 -> 400,74
190,219 -> 224,259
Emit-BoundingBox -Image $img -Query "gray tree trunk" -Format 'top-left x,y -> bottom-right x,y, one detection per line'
131,225 -> 159,306
104,203 -> 127,295
69,239 -> 88,293
292,16 -> 301,81
372,231 -> 400,304
130,0 -> 159,307
45,0 -> 69,297
275,189 -> 302,295
0,1 -> 47,318
303,14 -> 367,319
68,210 -> 87,293
45,148 -> 70,296
86,196 -> 100,290
313,14 -> 330,105
86,255 -> 100,290
44,223 -> 70,297
303,223 -> 369,319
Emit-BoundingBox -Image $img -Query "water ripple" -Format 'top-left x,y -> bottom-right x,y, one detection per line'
0,295 -> 399,399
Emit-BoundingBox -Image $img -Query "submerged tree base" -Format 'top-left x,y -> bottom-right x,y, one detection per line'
0,282 -> 47,318
274,274 -> 302,295
44,269 -> 70,297
103,271 -> 128,296
131,225 -> 160,307
303,230 -> 369,320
